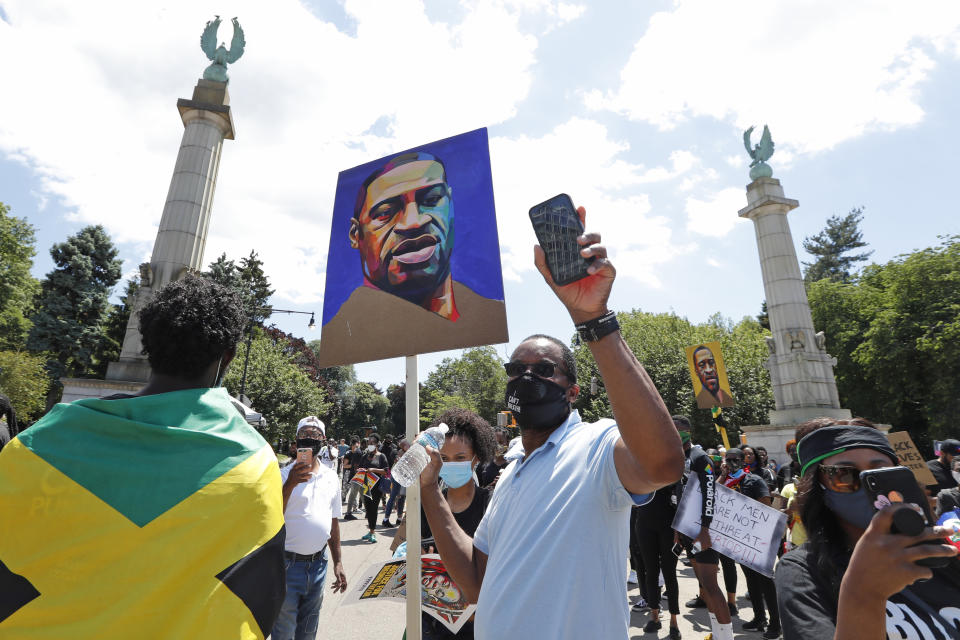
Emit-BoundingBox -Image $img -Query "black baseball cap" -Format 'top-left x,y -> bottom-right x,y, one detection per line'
940,439 -> 960,455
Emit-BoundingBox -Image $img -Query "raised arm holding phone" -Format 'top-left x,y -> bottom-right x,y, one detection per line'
420,202 -> 684,640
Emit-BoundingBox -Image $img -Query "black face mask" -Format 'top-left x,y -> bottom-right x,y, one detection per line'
505,373 -> 571,431
296,438 -> 323,457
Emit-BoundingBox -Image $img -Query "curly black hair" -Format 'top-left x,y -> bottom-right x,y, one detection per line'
138,273 -> 246,379
430,408 -> 497,464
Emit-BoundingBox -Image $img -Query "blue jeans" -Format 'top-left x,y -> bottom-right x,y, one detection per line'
270,552 -> 329,640
384,479 -> 403,520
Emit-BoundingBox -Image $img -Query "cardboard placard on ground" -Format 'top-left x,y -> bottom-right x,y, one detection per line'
887,431 -> 938,487
672,474 -> 787,577
342,555 -> 476,633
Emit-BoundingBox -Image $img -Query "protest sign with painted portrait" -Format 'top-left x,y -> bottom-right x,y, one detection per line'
315,128 -> 508,366
685,341 -> 736,409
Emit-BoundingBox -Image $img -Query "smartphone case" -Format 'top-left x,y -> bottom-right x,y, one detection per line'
528,194 -> 593,286
860,466 -> 948,568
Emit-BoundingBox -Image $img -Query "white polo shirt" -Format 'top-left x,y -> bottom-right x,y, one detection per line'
280,462 -> 343,555
472,410 -> 650,640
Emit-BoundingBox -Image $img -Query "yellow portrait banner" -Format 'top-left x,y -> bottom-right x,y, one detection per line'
686,341 -> 736,409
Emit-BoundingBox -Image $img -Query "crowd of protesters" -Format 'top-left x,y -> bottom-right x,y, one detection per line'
2,215 -> 959,640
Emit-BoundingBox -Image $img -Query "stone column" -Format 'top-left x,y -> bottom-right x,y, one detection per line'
104,79 -> 235,383
738,177 -> 850,426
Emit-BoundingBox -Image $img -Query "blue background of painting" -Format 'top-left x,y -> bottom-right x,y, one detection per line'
321,128 -> 504,326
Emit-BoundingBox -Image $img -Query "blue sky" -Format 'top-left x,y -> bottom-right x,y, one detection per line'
2,0 -> 959,402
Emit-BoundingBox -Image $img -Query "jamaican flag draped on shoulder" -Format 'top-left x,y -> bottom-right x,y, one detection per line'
0,387 -> 285,639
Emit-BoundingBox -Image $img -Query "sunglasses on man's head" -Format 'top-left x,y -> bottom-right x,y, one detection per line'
503,361 -> 565,378
818,464 -> 861,493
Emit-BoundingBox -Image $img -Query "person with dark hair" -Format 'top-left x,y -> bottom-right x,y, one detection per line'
419,408 -> 497,639
927,439 -> 960,492
675,416 -> 735,639
776,440 -> 800,492
358,436 -> 389,543
723,448 -> 781,638
775,418 -> 960,639
0,273 -> 286,638
0,392 -> 17,451
744,445 -> 776,493
419,212 -> 684,640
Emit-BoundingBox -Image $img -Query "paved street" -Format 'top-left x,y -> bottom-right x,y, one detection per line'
304,504 -> 770,640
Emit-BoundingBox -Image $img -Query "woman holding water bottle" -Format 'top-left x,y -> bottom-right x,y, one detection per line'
416,409 -> 497,639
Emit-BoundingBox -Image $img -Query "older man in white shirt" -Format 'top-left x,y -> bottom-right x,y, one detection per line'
271,417 -> 348,640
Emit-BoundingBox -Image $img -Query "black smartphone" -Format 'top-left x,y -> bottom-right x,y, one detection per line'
671,541 -> 684,557
860,466 -> 948,568
528,193 -> 593,286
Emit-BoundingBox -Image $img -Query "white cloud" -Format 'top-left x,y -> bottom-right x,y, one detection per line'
586,1 -> 960,154
490,118 -> 693,286
685,188 -> 747,237
0,0 -> 578,303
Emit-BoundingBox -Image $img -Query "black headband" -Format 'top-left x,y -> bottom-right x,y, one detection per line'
797,425 -> 897,476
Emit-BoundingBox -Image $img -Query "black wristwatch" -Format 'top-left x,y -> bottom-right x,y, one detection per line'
575,310 -> 619,343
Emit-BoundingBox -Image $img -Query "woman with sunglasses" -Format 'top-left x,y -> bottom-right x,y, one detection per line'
775,418 -> 960,640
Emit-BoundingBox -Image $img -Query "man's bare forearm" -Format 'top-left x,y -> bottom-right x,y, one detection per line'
420,482 -> 486,602
328,519 -> 342,565
588,330 -> 683,490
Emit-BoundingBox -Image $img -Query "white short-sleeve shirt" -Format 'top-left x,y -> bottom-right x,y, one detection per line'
472,410 -> 649,640
318,445 -> 338,471
280,462 -> 342,555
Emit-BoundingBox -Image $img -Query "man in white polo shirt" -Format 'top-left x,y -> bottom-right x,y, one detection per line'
271,417 -> 348,640
421,211 -> 685,639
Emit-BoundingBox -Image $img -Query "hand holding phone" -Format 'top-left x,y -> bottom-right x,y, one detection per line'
529,194 -> 593,286
861,466 -> 948,568
297,447 -> 314,466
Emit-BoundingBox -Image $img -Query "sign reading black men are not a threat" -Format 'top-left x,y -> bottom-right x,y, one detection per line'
672,475 -> 787,577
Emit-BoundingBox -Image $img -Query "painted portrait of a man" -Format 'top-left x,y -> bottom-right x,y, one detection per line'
349,152 -> 458,319
316,129 -> 508,367
686,342 -> 736,409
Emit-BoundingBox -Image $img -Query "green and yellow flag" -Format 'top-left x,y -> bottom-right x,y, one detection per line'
0,388 -> 285,639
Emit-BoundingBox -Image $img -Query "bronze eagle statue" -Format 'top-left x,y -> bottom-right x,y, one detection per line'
743,125 -> 774,180
200,16 -> 245,83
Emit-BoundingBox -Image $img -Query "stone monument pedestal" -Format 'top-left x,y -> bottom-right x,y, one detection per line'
735,171 -> 852,457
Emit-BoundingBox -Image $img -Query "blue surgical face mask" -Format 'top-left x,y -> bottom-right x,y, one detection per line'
439,460 -> 475,489
823,485 -> 876,530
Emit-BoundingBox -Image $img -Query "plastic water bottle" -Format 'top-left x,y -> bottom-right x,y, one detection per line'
391,423 -> 449,487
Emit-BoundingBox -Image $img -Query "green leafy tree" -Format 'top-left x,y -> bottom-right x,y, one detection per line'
421,346 -> 507,427
808,235 -> 960,447
0,203 -> 40,350
339,381 -> 390,433
28,225 -> 122,380
0,350 -> 51,423
223,327 -> 331,444
574,311 -> 774,447
205,251 -> 274,323
802,207 -> 873,283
